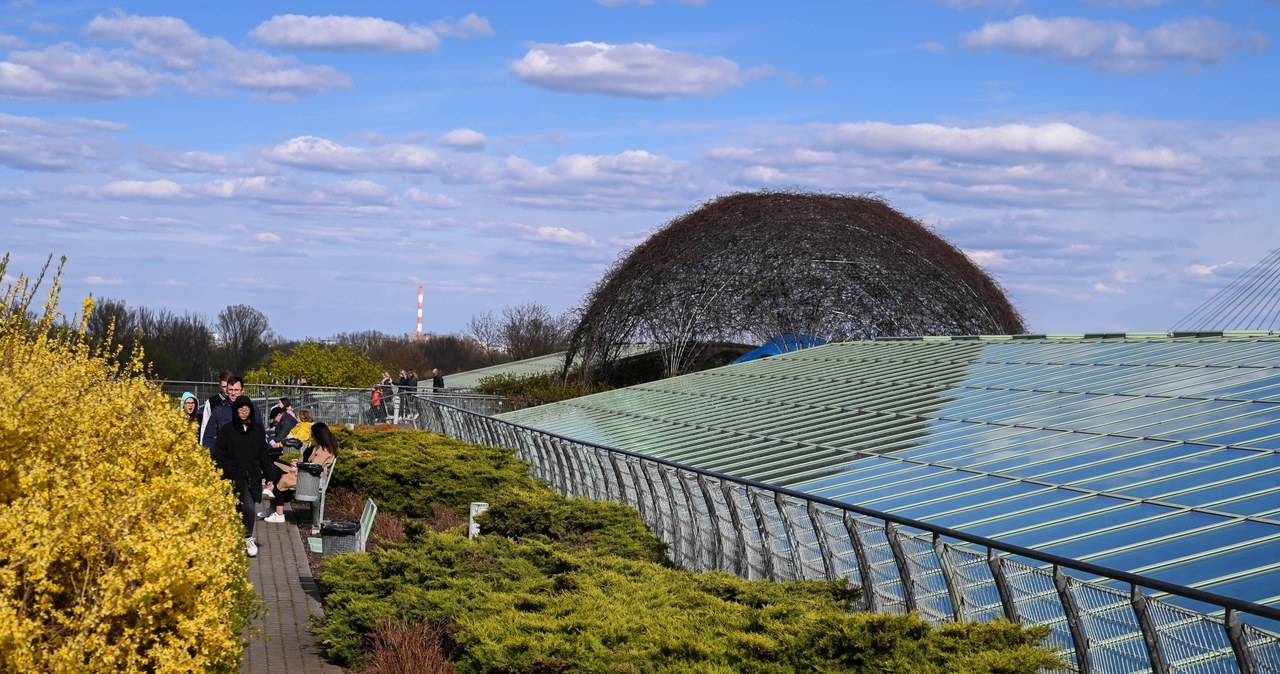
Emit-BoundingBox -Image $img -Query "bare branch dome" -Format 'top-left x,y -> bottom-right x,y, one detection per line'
567,190 -> 1025,377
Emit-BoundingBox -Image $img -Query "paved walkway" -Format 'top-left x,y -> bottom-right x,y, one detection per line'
242,502 -> 345,674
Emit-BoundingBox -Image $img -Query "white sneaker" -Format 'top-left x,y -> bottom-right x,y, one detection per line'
264,512 -> 286,524
261,487 -> 275,499
256,510 -> 273,520
245,537 -> 258,557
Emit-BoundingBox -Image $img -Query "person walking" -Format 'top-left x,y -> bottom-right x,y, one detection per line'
204,376 -> 256,450
199,372 -> 230,450
213,395 -> 273,558
180,391 -> 201,439
431,367 -> 445,392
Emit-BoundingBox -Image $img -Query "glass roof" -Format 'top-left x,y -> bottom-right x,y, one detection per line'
499,334 -> 1280,616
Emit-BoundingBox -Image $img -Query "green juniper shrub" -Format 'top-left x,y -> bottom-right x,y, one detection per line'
318,530 -> 1060,673
475,372 -> 602,409
318,427 -> 1062,673
331,427 -> 542,518
476,487 -> 670,565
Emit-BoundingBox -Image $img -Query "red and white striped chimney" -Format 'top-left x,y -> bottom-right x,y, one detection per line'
417,285 -> 424,340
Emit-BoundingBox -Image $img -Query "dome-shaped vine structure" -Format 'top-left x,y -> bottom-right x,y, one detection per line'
566,190 -> 1025,378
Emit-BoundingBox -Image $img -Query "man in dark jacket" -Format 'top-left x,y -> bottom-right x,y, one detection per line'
213,395 -> 272,558
203,375 -> 260,452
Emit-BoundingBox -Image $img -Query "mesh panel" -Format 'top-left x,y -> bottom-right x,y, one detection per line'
749,488 -> 797,580
779,496 -> 827,581
1001,558 -> 1076,670
853,517 -> 908,615
661,466 -> 695,565
1243,623 -> 1280,674
813,507 -> 861,598
939,544 -> 1004,623
723,483 -> 769,580
699,476 -> 740,573
679,471 -> 716,571
1066,579 -> 1150,674
1141,593 -> 1238,674
639,461 -> 672,546
896,530 -> 953,624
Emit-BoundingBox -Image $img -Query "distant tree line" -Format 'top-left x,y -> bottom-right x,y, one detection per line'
84,297 -> 573,385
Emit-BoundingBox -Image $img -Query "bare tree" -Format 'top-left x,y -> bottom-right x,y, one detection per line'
499,302 -> 572,361
217,304 -> 272,375
566,190 -> 1026,380
466,310 -> 504,364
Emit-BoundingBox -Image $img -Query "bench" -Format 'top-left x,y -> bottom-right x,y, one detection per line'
294,455 -> 336,532
309,497 -> 377,555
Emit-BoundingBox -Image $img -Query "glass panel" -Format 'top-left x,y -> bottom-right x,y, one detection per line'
926,489 -> 1070,529
1040,510 -> 1223,558
891,481 -> 1042,521
1083,521 -> 1273,569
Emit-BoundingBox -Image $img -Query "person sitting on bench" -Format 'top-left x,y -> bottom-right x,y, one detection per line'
258,422 -> 338,523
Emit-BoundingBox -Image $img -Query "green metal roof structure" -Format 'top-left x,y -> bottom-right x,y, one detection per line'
445,344 -> 662,390
499,333 -> 1280,626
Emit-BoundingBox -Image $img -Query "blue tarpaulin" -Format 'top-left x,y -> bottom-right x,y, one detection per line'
731,333 -> 827,364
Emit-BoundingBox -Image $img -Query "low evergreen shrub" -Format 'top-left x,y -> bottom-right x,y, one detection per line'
330,428 -> 542,518
475,372 -> 601,409
319,427 -> 1060,673
319,531 -> 1059,673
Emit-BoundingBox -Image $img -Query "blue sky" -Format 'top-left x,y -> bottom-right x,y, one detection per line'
2,0 -> 1278,340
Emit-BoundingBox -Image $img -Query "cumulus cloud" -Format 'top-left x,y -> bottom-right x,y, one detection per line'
430,13 -> 493,39
473,221 -> 597,247
0,113 -> 123,171
0,12 -> 350,101
250,14 -> 440,52
438,127 -> 486,151
264,136 -> 443,173
817,121 -> 1109,161
495,149 -> 699,210
135,146 -> 263,175
402,188 -> 463,208
84,275 -> 123,285
964,15 -> 1259,73
704,117 -> 1258,212
510,41 -> 763,98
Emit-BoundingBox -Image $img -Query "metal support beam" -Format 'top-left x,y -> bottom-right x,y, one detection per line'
1226,609 -> 1256,674
1053,566 -> 1092,674
1130,585 -> 1170,674
806,501 -> 838,582
885,522 -> 917,613
987,550 -> 1019,622
933,534 -> 965,622
844,512 -> 876,612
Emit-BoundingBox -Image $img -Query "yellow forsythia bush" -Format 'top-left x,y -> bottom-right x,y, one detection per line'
0,255 -> 255,673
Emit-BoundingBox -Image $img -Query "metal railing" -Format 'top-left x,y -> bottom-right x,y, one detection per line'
407,396 -> 1280,674
156,381 -> 507,426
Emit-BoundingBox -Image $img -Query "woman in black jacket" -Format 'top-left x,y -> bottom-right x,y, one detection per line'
213,395 -> 272,558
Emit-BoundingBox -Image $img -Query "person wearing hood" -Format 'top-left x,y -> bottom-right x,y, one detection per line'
180,391 -> 201,438
213,395 -> 273,558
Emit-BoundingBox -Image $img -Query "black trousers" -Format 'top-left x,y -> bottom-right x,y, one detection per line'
237,482 -> 257,537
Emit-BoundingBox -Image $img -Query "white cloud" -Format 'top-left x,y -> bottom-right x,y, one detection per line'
0,113 -> 123,171
265,136 -> 444,173
1092,282 -> 1126,295
136,146 -> 263,175
438,128 -> 486,151
495,149 -> 698,210
510,41 -> 760,98
473,221 -> 597,247
817,121 -> 1108,160
93,179 -> 186,199
430,13 -> 493,39
0,45 -> 161,99
402,189 -> 463,208
255,232 -> 282,243
964,15 -> 1257,73
0,12 -> 350,101
85,275 -> 123,285
249,14 -> 440,52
